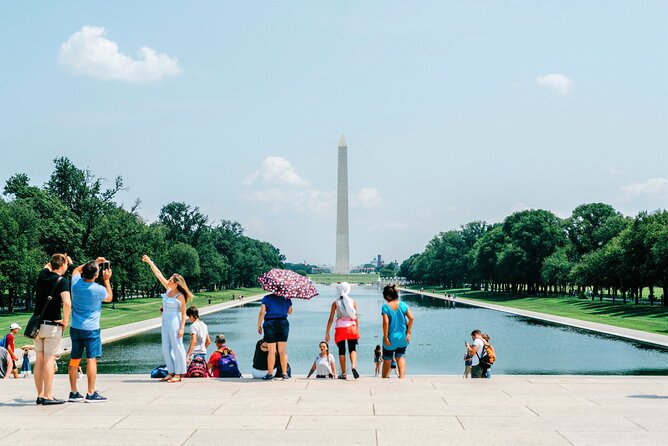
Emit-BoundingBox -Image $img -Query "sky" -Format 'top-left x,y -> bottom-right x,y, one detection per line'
1,1 -> 667,266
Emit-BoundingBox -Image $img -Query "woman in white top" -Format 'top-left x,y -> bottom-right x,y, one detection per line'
325,282 -> 360,379
306,342 -> 337,379
142,255 -> 192,383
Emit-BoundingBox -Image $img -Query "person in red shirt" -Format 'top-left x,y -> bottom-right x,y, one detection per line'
207,334 -> 236,377
4,323 -> 21,379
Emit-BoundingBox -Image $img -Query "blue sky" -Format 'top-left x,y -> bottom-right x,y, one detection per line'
1,1 -> 667,266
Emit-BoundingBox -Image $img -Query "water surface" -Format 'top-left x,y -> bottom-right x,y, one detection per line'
84,285 -> 668,376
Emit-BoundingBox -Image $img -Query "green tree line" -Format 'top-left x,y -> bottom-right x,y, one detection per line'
0,157 -> 284,313
400,203 -> 668,307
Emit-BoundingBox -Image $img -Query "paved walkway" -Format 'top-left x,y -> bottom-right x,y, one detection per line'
0,375 -> 666,445
56,294 -> 264,356
401,288 -> 668,348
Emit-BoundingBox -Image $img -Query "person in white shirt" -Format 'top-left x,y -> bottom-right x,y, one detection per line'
306,341 -> 337,379
466,329 -> 487,379
185,306 -> 211,364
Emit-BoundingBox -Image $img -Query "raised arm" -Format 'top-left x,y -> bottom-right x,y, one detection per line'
324,302 -> 336,343
142,255 -> 169,289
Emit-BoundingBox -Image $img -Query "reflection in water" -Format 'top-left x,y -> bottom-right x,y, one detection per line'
67,286 -> 668,376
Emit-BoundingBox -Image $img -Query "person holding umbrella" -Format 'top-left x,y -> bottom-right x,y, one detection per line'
257,269 -> 319,380
256,294 -> 292,380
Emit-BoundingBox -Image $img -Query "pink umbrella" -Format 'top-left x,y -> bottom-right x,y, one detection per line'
257,268 -> 319,300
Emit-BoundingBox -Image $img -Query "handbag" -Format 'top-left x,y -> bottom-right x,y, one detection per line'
24,276 -> 63,339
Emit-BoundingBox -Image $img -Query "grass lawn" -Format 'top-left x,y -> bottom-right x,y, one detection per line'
0,287 -> 263,341
308,273 -> 380,284
406,285 -> 668,336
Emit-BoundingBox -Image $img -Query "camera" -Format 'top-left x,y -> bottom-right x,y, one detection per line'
99,261 -> 111,271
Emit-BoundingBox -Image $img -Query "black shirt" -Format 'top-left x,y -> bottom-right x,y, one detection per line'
34,268 -> 70,322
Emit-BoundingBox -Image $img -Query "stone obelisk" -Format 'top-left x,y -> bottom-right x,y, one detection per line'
335,134 -> 350,273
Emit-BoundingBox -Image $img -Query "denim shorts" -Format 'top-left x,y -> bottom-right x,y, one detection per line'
382,345 -> 407,361
263,318 -> 289,343
70,328 -> 102,359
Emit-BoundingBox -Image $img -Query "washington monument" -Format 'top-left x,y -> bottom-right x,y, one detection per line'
335,134 -> 350,273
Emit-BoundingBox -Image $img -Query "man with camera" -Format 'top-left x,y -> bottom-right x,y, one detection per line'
33,253 -> 73,405
67,257 -> 113,403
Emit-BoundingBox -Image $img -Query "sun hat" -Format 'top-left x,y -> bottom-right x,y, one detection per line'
10,323 -> 21,330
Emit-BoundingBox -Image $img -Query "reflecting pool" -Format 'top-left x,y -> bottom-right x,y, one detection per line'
82,285 -> 668,376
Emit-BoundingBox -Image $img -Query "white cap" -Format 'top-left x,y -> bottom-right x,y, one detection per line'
10,323 -> 21,330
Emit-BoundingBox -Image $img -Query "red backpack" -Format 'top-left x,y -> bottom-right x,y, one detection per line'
185,356 -> 211,378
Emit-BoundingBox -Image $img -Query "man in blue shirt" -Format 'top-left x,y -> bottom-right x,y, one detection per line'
68,257 -> 112,403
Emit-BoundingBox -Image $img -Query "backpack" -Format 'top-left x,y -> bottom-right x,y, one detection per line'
217,349 -> 242,378
185,356 -> 211,378
477,342 -> 496,369
484,342 -> 496,365
150,365 -> 169,379
0,335 -> 7,349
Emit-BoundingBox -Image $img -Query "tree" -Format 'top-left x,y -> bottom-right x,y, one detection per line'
158,202 -> 208,246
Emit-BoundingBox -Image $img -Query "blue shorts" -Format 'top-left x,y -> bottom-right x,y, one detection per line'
70,328 -> 102,359
263,318 -> 289,343
382,345 -> 407,361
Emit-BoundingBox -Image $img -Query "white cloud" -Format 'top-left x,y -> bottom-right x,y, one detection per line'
620,178 -> 668,201
245,187 -> 335,216
58,26 -> 181,82
243,157 -> 383,216
242,156 -> 310,187
536,73 -> 575,95
351,187 -> 382,209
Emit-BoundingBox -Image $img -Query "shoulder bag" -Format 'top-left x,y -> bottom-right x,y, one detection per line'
24,277 -> 63,339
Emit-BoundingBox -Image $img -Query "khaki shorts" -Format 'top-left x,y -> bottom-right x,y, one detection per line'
33,324 -> 62,356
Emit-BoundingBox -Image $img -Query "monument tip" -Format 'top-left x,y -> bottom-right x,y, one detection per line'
338,134 -> 347,147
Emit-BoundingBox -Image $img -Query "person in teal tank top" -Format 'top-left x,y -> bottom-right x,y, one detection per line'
381,284 -> 414,379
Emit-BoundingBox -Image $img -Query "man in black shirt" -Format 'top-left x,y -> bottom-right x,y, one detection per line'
33,253 -> 72,405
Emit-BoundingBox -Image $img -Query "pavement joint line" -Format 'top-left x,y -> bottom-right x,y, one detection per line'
0,428 -> 19,440
210,402 -> 224,415
626,416 -> 649,432
372,402 -> 376,416
49,404 -> 70,415
584,397 -> 601,407
147,395 -> 163,404
285,415 -> 293,430
296,396 -> 302,404
109,415 -> 128,430
455,415 -> 466,431
525,405 -> 541,417
441,395 -> 448,405
180,428 -> 198,446
374,429 -> 379,446
556,430 -> 576,446
502,390 -> 513,398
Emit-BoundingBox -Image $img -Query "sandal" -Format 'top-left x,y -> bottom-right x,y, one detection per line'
167,375 -> 182,383
160,374 -> 175,382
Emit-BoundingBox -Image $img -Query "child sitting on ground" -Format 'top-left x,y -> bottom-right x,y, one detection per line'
306,341 -> 337,379
208,334 -> 241,378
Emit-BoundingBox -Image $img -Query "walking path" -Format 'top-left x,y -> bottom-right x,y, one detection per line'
1,375 -> 666,445
400,288 -> 668,348
56,294 -> 264,356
